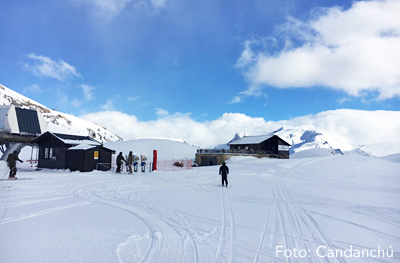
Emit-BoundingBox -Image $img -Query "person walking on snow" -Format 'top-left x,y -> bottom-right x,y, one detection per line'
219,161 -> 229,187
116,152 -> 126,173
7,151 -> 23,179
127,151 -> 134,174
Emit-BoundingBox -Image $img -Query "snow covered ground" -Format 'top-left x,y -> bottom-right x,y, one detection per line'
0,155 -> 399,263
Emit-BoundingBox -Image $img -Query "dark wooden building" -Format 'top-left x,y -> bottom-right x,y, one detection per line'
31,132 -> 114,172
229,135 -> 290,158
66,144 -> 113,172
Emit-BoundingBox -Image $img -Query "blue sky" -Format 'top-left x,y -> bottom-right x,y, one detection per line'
1,0 -> 399,126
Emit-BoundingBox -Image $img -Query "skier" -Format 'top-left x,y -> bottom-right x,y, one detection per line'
219,161 -> 229,187
127,151 -> 134,174
7,151 -> 23,179
116,152 -> 126,173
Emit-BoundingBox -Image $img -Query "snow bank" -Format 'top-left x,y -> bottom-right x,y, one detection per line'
105,138 -> 199,161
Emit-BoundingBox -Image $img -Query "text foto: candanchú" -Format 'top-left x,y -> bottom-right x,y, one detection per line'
276,245 -> 394,258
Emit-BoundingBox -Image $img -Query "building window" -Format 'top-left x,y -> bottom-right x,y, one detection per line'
44,147 -> 56,160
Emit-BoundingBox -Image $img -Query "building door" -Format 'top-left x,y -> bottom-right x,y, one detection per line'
67,151 -> 84,171
202,156 -> 218,166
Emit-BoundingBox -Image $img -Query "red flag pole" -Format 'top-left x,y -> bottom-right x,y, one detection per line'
153,150 -> 157,171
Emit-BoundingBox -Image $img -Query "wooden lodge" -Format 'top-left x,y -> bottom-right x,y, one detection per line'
229,135 -> 290,158
31,132 -> 114,172
196,134 -> 291,166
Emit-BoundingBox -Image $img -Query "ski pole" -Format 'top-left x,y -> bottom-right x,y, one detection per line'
2,166 -> 16,180
1,168 -> 10,180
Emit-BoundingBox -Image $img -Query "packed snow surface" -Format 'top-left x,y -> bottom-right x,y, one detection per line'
0,155 -> 399,263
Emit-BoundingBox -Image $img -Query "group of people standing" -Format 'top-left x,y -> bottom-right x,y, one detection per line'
116,151 -> 230,187
116,151 -> 135,174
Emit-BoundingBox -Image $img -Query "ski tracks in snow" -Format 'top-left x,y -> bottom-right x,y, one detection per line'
0,201 -> 91,225
72,180 -> 199,263
215,186 -> 236,263
252,203 -> 272,263
271,163 -> 346,263
0,179 -> 92,226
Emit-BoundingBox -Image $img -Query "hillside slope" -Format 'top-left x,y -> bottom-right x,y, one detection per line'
0,84 -> 122,142
105,138 -> 199,161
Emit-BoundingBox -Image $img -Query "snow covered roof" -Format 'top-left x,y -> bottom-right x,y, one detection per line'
229,135 -> 275,145
60,138 -> 101,145
54,133 -> 101,146
67,144 -> 114,152
67,144 -> 97,151
31,132 -> 102,146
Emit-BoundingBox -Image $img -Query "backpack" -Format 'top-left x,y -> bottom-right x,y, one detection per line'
6,153 -> 12,163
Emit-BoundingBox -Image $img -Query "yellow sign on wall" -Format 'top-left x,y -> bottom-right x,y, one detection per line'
94,151 -> 99,160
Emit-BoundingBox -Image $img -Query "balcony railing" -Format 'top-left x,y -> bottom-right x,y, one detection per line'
197,148 -> 278,155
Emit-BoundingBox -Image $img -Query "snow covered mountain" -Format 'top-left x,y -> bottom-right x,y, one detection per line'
222,127 -> 370,158
274,128 -> 370,157
0,84 -> 122,142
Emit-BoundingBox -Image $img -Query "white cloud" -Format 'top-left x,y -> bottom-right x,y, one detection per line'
80,84 -> 95,101
128,96 -> 140,102
155,108 -> 169,117
238,0 -> 400,99
77,0 -> 130,15
80,111 -> 269,148
72,99 -> 82,107
337,97 -> 350,104
23,84 -> 42,94
101,99 -> 115,110
228,96 -> 243,104
23,53 -> 81,81
73,0 -> 168,17
80,108 -> 400,156
150,0 -> 166,9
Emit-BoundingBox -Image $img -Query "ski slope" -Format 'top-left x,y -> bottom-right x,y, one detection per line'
0,155 -> 399,263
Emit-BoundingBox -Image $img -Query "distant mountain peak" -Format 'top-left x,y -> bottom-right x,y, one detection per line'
271,127 -> 284,134
228,131 -> 247,144
272,127 -> 370,157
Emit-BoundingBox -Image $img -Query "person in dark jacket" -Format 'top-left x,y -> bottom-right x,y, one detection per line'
127,151 -> 134,174
116,152 -> 126,173
7,151 -> 23,179
219,161 -> 229,187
